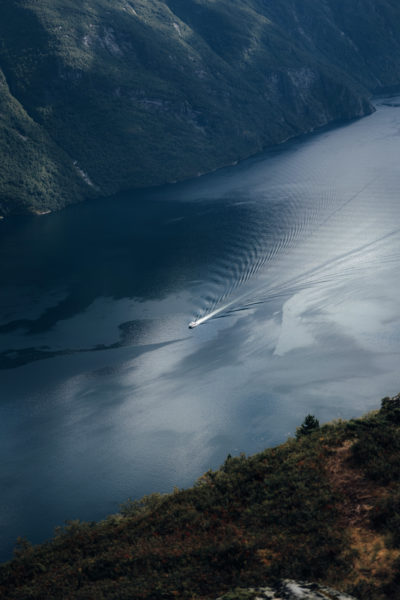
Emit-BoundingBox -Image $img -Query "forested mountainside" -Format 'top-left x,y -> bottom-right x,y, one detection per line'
1,0 -> 400,216
2,395 -> 400,599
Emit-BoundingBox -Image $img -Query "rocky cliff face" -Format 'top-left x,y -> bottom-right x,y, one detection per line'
1,0 -> 400,215
216,580 -> 358,600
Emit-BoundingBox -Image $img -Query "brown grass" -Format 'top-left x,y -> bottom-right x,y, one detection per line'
325,441 -> 400,588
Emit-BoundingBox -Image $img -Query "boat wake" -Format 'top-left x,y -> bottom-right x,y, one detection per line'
188,226 -> 400,329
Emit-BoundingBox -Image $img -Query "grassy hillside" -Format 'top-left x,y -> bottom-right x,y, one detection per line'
1,394 -> 400,599
2,0 -> 400,215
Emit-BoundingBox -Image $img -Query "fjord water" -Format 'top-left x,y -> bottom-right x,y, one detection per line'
1,99 -> 400,559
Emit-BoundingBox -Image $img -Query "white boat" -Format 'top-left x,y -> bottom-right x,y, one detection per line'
188,321 -> 198,329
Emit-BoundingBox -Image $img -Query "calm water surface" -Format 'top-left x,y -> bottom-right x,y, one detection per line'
1,99 -> 400,559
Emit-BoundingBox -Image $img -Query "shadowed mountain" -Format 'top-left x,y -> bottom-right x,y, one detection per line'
1,0 -> 400,215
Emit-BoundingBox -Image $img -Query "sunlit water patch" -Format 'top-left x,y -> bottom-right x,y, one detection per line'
1,98 -> 400,560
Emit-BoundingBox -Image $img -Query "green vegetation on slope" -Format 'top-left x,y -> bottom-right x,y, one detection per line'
2,395 -> 400,599
3,0 -> 400,215
0,67 -> 91,215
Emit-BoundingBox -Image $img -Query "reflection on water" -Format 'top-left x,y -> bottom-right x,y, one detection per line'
1,98 -> 400,559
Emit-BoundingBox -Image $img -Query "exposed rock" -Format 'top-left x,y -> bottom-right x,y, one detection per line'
216,580 -> 358,600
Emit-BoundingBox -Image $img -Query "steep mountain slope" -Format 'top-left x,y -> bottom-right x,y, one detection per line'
1,0 -> 400,216
0,67 -> 90,215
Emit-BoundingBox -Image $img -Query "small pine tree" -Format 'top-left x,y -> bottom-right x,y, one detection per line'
381,394 -> 400,423
296,414 -> 320,439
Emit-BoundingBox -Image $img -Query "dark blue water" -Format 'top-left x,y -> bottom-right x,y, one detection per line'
1,98 -> 400,560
